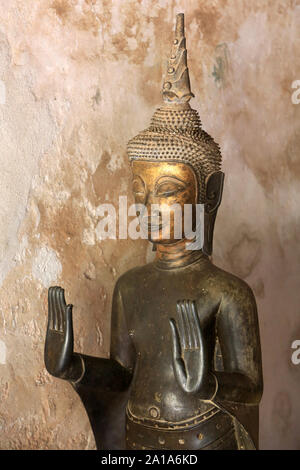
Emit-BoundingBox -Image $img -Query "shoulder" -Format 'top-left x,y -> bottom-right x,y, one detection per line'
114,262 -> 155,295
206,262 -> 257,308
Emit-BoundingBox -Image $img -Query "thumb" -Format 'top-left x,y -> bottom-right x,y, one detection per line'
169,318 -> 181,360
64,304 -> 74,347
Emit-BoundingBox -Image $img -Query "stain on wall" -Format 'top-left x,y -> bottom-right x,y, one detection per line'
0,0 -> 299,449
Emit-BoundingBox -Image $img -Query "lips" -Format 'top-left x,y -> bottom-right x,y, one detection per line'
141,216 -> 164,232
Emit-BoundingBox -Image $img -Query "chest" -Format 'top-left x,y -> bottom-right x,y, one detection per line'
123,271 -> 220,355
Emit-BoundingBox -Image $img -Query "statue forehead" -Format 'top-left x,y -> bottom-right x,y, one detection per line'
131,160 -> 197,182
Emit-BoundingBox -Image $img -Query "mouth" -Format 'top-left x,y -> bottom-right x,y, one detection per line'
140,217 -> 164,232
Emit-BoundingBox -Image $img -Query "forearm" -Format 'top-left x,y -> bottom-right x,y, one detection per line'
70,353 -> 133,391
212,371 -> 263,404
194,370 -> 262,404
48,349 -> 133,391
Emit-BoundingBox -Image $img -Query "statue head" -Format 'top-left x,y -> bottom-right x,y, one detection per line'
127,13 -> 224,255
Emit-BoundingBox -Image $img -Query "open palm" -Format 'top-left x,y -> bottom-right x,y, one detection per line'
169,300 -> 208,394
44,286 -> 74,378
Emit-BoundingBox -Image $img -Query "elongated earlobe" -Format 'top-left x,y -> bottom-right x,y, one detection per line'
203,171 -> 224,256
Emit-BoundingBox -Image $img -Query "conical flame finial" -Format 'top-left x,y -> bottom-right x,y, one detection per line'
162,13 -> 194,105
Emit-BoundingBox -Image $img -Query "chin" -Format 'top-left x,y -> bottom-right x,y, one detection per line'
148,231 -> 182,245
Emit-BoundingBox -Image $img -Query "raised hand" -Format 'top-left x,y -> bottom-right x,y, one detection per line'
44,286 -> 83,381
169,300 -> 209,395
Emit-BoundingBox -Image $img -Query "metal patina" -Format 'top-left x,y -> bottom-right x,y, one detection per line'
44,13 -> 263,450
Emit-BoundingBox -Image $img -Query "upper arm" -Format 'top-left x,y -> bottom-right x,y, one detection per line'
216,281 -> 262,388
110,279 -> 136,372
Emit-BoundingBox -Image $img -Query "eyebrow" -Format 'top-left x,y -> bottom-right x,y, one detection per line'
132,175 -> 145,184
155,175 -> 187,185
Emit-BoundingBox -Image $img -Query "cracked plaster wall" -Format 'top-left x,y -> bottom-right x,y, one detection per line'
0,0 -> 299,449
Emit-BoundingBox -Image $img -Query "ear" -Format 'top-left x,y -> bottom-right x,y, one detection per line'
202,171 -> 225,256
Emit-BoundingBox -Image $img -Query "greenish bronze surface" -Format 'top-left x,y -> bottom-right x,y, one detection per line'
44,13 -> 263,450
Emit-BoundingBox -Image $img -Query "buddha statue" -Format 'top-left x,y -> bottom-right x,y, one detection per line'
44,13 -> 263,450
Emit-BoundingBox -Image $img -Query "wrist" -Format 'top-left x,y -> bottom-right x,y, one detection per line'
199,371 -> 218,401
208,372 -> 218,401
64,354 -> 85,383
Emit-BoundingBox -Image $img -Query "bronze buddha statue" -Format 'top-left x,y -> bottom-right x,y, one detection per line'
44,13 -> 263,450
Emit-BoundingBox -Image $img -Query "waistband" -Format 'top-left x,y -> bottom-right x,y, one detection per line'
126,405 -> 220,429
125,407 -> 237,450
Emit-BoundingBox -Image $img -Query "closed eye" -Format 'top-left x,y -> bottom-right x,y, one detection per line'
132,176 -> 145,196
155,177 -> 186,197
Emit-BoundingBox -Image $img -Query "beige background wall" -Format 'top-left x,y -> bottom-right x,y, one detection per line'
0,0 -> 299,449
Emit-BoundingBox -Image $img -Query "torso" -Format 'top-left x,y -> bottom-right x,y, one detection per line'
119,254 -> 225,425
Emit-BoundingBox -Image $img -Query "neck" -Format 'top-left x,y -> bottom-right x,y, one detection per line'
154,238 -> 207,270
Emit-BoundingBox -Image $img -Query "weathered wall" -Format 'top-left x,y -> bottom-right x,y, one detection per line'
0,0 -> 299,449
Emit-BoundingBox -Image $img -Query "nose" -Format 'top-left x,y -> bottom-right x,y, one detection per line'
141,190 -> 162,221
144,189 -> 159,208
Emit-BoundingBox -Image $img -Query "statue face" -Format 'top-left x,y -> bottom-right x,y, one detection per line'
131,160 -> 198,244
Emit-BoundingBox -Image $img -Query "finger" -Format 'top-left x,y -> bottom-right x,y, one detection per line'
169,319 -> 181,360
186,300 -> 197,349
53,286 -> 60,331
48,287 -> 55,330
182,300 -> 192,349
54,287 -> 61,332
181,301 -> 192,349
58,288 -> 66,332
189,306 -> 199,348
177,301 -> 186,349
56,287 -> 63,331
51,286 -> 60,330
191,301 -> 202,350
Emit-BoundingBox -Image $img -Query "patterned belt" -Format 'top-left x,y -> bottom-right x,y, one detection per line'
125,407 -> 237,450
